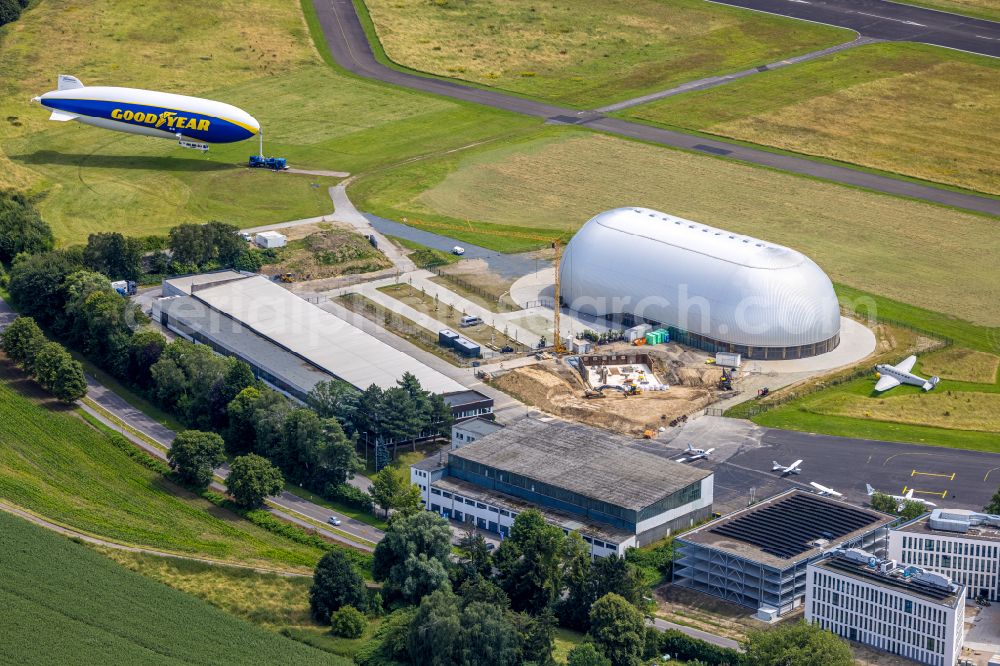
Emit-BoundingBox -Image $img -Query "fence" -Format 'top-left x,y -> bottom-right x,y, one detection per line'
427,268 -> 519,312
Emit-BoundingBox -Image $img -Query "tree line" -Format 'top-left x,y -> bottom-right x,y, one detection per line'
0,0 -> 30,28
309,510 -> 853,666
0,317 -> 86,402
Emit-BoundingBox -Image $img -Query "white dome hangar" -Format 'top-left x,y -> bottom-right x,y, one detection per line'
560,208 -> 841,360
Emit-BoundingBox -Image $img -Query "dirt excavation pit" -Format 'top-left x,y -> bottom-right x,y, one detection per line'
493,345 -> 723,435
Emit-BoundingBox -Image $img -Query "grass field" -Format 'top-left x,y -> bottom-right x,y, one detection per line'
0,512 -> 341,665
263,224 -> 393,280
0,0 -> 536,245
625,43 -> 1000,194
0,359 -> 324,569
917,347 -> 999,383
361,0 -> 850,107
351,128 -> 1000,327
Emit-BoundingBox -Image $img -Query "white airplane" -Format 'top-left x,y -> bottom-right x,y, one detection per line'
866,484 -> 937,510
810,482 -> 843,497
683,444 -> 715,461
874,355 -> 939,393
772,459 -> 802,475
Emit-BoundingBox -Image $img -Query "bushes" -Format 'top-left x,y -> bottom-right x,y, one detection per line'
0,190 -> 54,262
329,606 -> 367,638
326,482 -> 373,511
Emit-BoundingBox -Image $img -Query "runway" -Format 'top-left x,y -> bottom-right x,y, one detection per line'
638,417 -> 1000,515
311,0 -> 1000,217
708,0 -> 1000,58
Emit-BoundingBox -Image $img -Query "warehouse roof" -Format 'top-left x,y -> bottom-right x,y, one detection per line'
190,275 -> 466,394
679,489 -> 893,569
156,295 -> 335,397
448,418 -> 710,511
163,270 -> 247,295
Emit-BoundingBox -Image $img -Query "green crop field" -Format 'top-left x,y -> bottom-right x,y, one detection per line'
0,0 -> 536,245
625,43 -> 1000,195
351,128 -> 1000,328
0,512 -> 343,665
0,359 -> 324,569
361,0 -> 850,108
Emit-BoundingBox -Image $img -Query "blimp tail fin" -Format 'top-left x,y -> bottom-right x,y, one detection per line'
49,110 -> 78,122
57,74 -> 84,91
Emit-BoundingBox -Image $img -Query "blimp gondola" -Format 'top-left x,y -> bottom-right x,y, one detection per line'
32,74 -> 260,152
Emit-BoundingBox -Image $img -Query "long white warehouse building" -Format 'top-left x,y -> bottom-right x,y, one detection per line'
560,207 -> 841,360
153,274 -> 465,396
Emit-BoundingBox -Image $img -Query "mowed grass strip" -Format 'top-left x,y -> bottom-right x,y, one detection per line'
0,0 -> 537,244
351,129 -> 1000,327
625,43 -> 1000,195
806,389 -> 1000,432
0,513 -> 341,666
0,360 -> 323,568
361,0 -> 850,107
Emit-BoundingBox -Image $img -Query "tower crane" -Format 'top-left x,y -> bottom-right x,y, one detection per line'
396,217 -> 568,354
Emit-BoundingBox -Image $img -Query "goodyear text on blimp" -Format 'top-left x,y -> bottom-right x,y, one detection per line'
110,108 -> 210,131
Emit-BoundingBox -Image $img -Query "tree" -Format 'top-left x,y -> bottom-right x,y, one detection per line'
558,532 -> 594,630
567,643 -> 612,666
457,529 -> 493,580
205,221 -> 244,266
743,620 -> 852,666
319,417 -> 361,487
589,593 -> 645,666
31,341 -> 87,402
126,331 -> 166,389
233,248 -> 263,273
7,249 -> 84,326
373,511 -> 452,602
310,549 -> 369,624
0,316 -> 47,370
427,392 -> 454,438
353,383 -> 385,442
151,340 -> 230,428
355,608 -> 415,666
520,606 -> 557,666
870,491 -> 899,515
307,380 -> 359,431
986,487 -> 1000,514
62,270 -> 143,373
899,499 -> 928,520
407,589 -> 462,666
329,606 -> 367,638
83,232 -> 143,281
0,0 -> 22,26
369,466 -> 421,518
0,191 -> 53,262
382,386 -> 421,444
280,408 -> 327,484
225,386 -> 264,454
459,601 -> 522,666
227,454 -> 283,508
590,554 -> 646,608
495,509 -> 566,614
397,553 -> 451,604
167,430 -> 226,489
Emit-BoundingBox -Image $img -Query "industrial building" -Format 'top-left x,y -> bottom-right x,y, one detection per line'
560,207 -> 841,360
451,417 -> 503,449
673,490 -> 893,617
889,508 -> 1000,602
152,273 -> 473,403
411,418 -> 713,557
807,549 -> 965,666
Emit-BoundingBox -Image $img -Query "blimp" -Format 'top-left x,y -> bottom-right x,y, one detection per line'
31,75 -> 260,152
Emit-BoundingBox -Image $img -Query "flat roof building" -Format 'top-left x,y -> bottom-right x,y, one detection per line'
807,549 -> 966,666
154,274 -> 465,396
451,417 -> 503,450
889,509 -> 1000,602
411,417 -> 713,557
674,489 -> 893,616
161,270 -> 248,298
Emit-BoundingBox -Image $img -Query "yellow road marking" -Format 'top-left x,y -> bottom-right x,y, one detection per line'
908,489 -> 948,498
910,470 -> 955,479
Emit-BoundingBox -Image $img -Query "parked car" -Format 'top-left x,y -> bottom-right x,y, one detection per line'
452,246 -> 465,255
327,516 -> 342,526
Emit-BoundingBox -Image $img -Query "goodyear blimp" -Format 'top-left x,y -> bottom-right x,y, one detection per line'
32,74 -> 260,152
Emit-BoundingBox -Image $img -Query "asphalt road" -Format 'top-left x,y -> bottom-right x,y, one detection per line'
311,0 -> 1000,217
709,0 -> 1000,57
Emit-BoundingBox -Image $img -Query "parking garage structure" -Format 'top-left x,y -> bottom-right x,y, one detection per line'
673,489 -> 894,617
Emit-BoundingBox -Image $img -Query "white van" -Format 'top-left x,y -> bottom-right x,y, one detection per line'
452,246 -> 465,255
460,315 -> 482,327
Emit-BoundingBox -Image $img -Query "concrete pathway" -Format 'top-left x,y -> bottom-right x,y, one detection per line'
650,616 -> 742,651
241,215 -> 332,234
329,184 -> 416,273
595,37 -> 880,113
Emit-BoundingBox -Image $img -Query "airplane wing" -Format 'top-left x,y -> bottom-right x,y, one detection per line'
896,355 -> 917,373
875,375 -> 901,392
810,482 -> 842,497
789,460 -> 802,471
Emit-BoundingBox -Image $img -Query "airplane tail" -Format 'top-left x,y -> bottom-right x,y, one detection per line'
929,376 -> 940,387
772,461 -> 781,470
57,74 -> 84,91
904,489 -> 914,499
866,484 -> 875,496
686,444 -> 693,452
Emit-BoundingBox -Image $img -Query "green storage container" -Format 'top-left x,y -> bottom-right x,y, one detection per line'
645,332 -> 657,345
